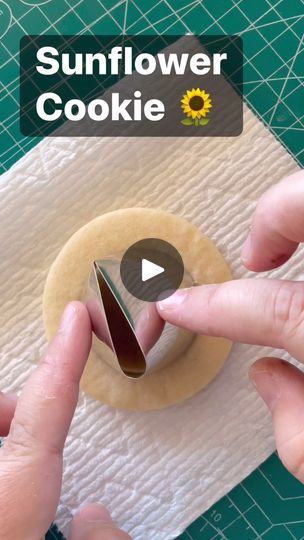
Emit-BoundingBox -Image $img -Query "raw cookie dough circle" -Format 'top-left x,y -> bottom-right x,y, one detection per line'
43,208 -> 232,410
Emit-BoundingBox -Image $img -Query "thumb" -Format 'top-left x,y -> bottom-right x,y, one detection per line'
69,504 -> 132,540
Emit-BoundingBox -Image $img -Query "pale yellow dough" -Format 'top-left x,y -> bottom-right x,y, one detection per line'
43,208 -> 232,410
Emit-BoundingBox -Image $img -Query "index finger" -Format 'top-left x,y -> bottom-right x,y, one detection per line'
5,301 -> 92,457
241,169 -> 304,271
157,279 -> 304,362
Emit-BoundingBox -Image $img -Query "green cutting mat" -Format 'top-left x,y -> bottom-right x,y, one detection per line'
0,0 -> 304,172
0,1 -> 304,539
178,452 -> 304,540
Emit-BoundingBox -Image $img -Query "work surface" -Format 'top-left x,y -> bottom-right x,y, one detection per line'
0,1 -> 304,539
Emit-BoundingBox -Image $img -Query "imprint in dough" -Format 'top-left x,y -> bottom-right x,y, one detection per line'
43,208 -> 232,410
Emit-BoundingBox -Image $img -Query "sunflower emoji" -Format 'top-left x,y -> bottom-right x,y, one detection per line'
181,88 -> 212,126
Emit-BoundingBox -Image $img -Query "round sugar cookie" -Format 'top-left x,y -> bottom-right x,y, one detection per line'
43,208 -> 232,410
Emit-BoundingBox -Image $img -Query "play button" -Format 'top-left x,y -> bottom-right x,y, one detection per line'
120,238 -> 184,302
142,259 -> 164,282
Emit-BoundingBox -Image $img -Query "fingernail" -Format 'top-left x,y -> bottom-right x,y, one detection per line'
250,368 -> 280,411
80,504 -> 113,524
157,288 -> 189,311
59,303 -> 77,332
71,504 -> 116,539
241,231 -> 252,263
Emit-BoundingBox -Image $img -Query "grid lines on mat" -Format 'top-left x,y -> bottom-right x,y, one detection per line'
0,0 -> 303,173
0,2 -> 304,540
178,452 -> 304,540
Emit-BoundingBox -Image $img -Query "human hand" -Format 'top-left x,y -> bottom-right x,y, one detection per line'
0,301 -> 131,540
158,169 -> 304,483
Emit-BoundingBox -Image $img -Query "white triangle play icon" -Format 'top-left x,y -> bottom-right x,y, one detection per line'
142,258 -> 165,282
